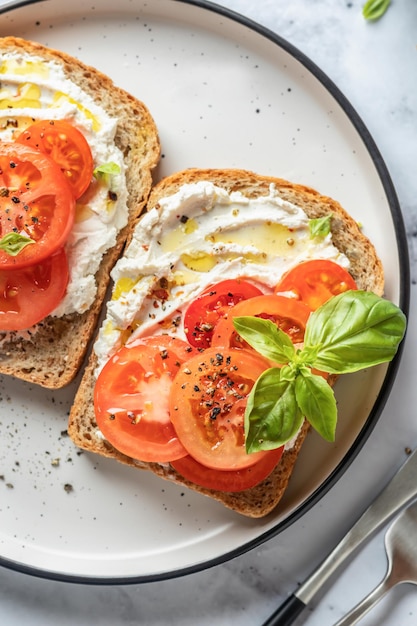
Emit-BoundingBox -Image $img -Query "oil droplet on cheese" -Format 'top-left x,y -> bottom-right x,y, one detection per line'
75,204 -> 95,223
183,217 -> 198,235
0,116 -> 36,133
172,269 -> 201,286
52,91 -> 101,131
103,320 -> 114,337
160,218 -> 199,252
0,82 -> 41,109
0,59 -> 50,78
207,222 -> 301,257
120,324 -> 139,345
180,252 -> 217,272
229,252 -> 268,264
112,277 -> 138,300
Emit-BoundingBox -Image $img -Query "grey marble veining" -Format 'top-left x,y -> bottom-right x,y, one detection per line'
0,0 -> 416,624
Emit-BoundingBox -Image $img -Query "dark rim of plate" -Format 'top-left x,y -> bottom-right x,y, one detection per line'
0,0 -> 410,585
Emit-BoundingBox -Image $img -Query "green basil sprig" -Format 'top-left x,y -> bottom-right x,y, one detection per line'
93,161 -> 121,181
0,232 -> 35,256
309,214 -> 332,238
233,290 -> 406,453
362,0 -> 391,21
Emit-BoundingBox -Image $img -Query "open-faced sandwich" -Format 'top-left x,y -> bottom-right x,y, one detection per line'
68,168 -> 406,518
0,36 -> 160,388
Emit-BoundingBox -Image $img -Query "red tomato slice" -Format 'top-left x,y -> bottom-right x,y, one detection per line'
183,279 -> 264,348
0,143 -> 75,269
275,259 -> 357,310
0,247 -> 69,330
16,120 -> 94,199
169,347 -> 271,471
94,335 -> 196,463
211,294 -> 311,349
171,447 -> 284,492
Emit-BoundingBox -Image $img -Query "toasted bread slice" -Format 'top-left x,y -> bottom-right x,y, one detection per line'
0,36 -> 160,388
68,168 -> 384,518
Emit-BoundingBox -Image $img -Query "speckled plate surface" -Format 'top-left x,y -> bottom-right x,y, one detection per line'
0,0 -> 408,583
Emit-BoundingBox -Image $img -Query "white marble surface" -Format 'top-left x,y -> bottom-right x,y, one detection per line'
0,0 -> 417,624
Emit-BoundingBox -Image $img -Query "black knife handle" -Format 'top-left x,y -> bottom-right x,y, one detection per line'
261,594 -> 306,625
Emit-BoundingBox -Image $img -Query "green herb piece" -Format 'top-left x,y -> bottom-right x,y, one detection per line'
233,317 -> 296,364
362,0 -> 391,20
304,290 -> 406,373
245,367 -> 304,451
93,161 -> 121,181
294,369 -> 337,441
309,214 -> 332,238
0,232 -> 35,256
234,290 -> 406,452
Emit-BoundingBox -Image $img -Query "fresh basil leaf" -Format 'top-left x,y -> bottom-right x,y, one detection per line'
245,367 -> 303,453
295,371 -> 337,441
0,232 -> 35,256
233,316 -> 296,364
93,161 -> 121,179
279,363 -> 297,383
304,290 -> 406,373
363,0 -> 390,21
309,214 -> 332,238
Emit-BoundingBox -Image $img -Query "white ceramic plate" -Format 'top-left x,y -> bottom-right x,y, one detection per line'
0,0 -> 409,583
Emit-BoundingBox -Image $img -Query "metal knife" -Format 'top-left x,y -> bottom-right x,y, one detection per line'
262,447 -> 417,626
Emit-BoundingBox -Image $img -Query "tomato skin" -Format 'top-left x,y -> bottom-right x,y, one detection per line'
183,279 -> 264,348
171,447 -> 284,492
169,347 -> 271,471
16,120 -> 94,199
211,294 -> 311,349
0,142 -> 75,269
275,259 -> 357,310
0,247 -> 69,330
94,336 -> 196,463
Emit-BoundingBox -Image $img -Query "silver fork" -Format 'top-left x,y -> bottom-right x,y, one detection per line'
334,500 -> 417,625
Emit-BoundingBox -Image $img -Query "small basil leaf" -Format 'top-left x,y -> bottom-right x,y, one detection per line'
363,0 -> 390,20
0,232 -> 35,256
245,367 -> 303,452
309,214 -> 332,238
304,290 -> 406,373
233,316 -> 296,364
93,162 -> 121,178
279,363 -> 297,383
295,371 -> 337,441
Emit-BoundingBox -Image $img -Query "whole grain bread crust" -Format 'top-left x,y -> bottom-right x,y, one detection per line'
68,168 -> 384,518
0,36 -> 160,388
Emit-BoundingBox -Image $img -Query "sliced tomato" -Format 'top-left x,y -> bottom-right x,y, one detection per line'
183,279 -> 264,349
171,447 -> 284,492
0,142 -> 75,269
16,120 -> 94,199
211,294 -> 311,349
169,347 -> 271,471
94,335 -> 196,463
0,247 -> 69,330
275,259 -> 357,310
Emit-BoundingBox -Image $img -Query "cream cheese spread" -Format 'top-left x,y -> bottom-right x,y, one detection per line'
0,52 -> 129,318
94,181 -> 350,371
